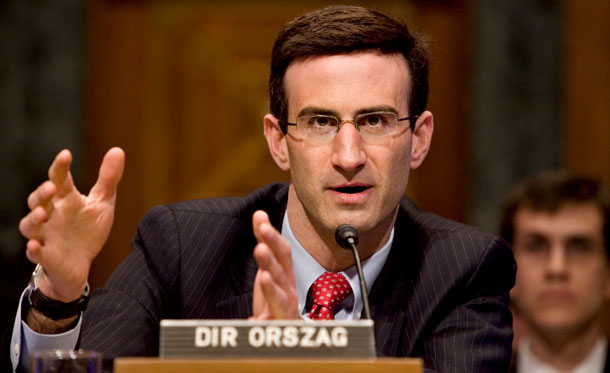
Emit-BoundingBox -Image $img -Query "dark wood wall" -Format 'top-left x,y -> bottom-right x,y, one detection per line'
84,0 -> 610,297
84,0 -> 471,288
563,0 -> 610,182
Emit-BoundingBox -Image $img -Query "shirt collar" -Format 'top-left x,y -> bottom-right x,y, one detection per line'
281,213 -> 393,320
517,337 -> 608,373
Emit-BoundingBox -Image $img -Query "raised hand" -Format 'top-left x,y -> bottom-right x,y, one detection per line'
19,148 -> 125,302
250,210 -> 300,320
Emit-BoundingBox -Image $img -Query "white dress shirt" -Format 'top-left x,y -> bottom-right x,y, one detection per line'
282,213 -> 393,320
517,337 -> 608,373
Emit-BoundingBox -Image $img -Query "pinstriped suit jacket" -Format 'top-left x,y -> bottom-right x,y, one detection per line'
78,182 -> 515,372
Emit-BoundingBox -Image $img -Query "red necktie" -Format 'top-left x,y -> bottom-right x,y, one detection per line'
308,272 -> 352,320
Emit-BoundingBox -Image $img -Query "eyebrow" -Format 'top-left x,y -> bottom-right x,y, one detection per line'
296,105 -> 400,118
355,105 -> 399,116
297,107 -> 338,117
564,235 -> 597,243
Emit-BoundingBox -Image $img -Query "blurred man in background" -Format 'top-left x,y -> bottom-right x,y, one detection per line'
500,171 -> 610,372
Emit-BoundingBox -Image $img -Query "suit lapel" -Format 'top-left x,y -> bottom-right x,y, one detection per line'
215,190 -> 287,319
369,200 -> 426,356
215,253 -> 257,318
210,216 -> 258,319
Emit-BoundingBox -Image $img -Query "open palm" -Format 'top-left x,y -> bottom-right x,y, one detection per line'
19,148 -> 125,301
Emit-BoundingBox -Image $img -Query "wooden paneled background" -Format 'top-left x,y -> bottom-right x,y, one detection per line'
563,0 -> 610,178
85,0 -> 472,287
84,0 -> 610,294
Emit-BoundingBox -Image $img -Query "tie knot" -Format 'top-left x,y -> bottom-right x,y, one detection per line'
308,272 -> 352,320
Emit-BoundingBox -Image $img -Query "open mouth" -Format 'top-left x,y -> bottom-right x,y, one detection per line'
333,186 -> 368,194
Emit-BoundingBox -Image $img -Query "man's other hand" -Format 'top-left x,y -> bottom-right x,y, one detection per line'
251,210 -> 300,320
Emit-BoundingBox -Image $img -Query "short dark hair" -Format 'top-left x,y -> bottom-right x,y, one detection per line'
269,5 -> 429,132
499,171 -> 610,259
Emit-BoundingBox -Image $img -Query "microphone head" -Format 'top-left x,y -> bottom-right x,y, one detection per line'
335,224 -> 359,249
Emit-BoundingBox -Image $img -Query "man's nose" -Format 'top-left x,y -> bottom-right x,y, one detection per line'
330,122 -> 367,172
545,246 -> 569,279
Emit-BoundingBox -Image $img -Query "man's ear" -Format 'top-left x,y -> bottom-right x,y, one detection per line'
263,114 -> 290,171
410,110 -> 434,169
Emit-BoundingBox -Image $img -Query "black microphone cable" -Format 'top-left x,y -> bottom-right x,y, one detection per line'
334,224 -> 372,320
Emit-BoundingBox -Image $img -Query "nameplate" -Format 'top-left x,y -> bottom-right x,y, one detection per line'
159,319 -> 376,359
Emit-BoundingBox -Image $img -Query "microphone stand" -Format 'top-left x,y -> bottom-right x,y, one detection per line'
334,225 -> 372,320
347,238 -> 372,320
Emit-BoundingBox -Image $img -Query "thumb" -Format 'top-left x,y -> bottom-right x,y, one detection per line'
89,147 -> 125,201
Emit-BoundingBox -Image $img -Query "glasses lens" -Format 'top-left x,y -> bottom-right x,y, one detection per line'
356,112 -> 398,137
296,115 -> 338,140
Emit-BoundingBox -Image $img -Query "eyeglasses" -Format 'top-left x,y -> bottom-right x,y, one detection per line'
283,111 -> 418,144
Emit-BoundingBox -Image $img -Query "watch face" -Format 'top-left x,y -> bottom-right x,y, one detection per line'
30,263 -> 91,298
31,263 -> 44,288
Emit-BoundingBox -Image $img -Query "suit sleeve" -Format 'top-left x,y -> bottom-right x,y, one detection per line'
420,237 -> 516,373
78,205 -> 181,371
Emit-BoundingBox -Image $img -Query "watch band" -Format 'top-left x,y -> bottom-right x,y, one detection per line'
28,264 -> 90,320
28,287 -> 89,320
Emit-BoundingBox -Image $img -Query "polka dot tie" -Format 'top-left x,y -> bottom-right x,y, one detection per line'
308,272 -> 352,320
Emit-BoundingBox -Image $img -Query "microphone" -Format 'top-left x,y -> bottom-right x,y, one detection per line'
335,224 -> 372,320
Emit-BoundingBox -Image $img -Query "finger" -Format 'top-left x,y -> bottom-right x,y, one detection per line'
25,239 -> 42,264
251,271 -> 265,317
251,271 -> 273,320
259,270 -> 299,319
19,206 -> 48,239
89,147 -> 125,201
27,181 -> 56,210
253,242 -> 290,287
253,243 -> 299,317
258,270 -> 291,318
249,308 -> 272,321
258,223 -> 294,281
252,210 -> 293,276
48,149 -> 75,197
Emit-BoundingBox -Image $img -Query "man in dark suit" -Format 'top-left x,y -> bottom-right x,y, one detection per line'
500,172 -> 610,372
9,5 -> 515,372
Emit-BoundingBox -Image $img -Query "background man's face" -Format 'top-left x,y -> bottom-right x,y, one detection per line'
511,203 -> 610,337
281,52 -> 414,236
